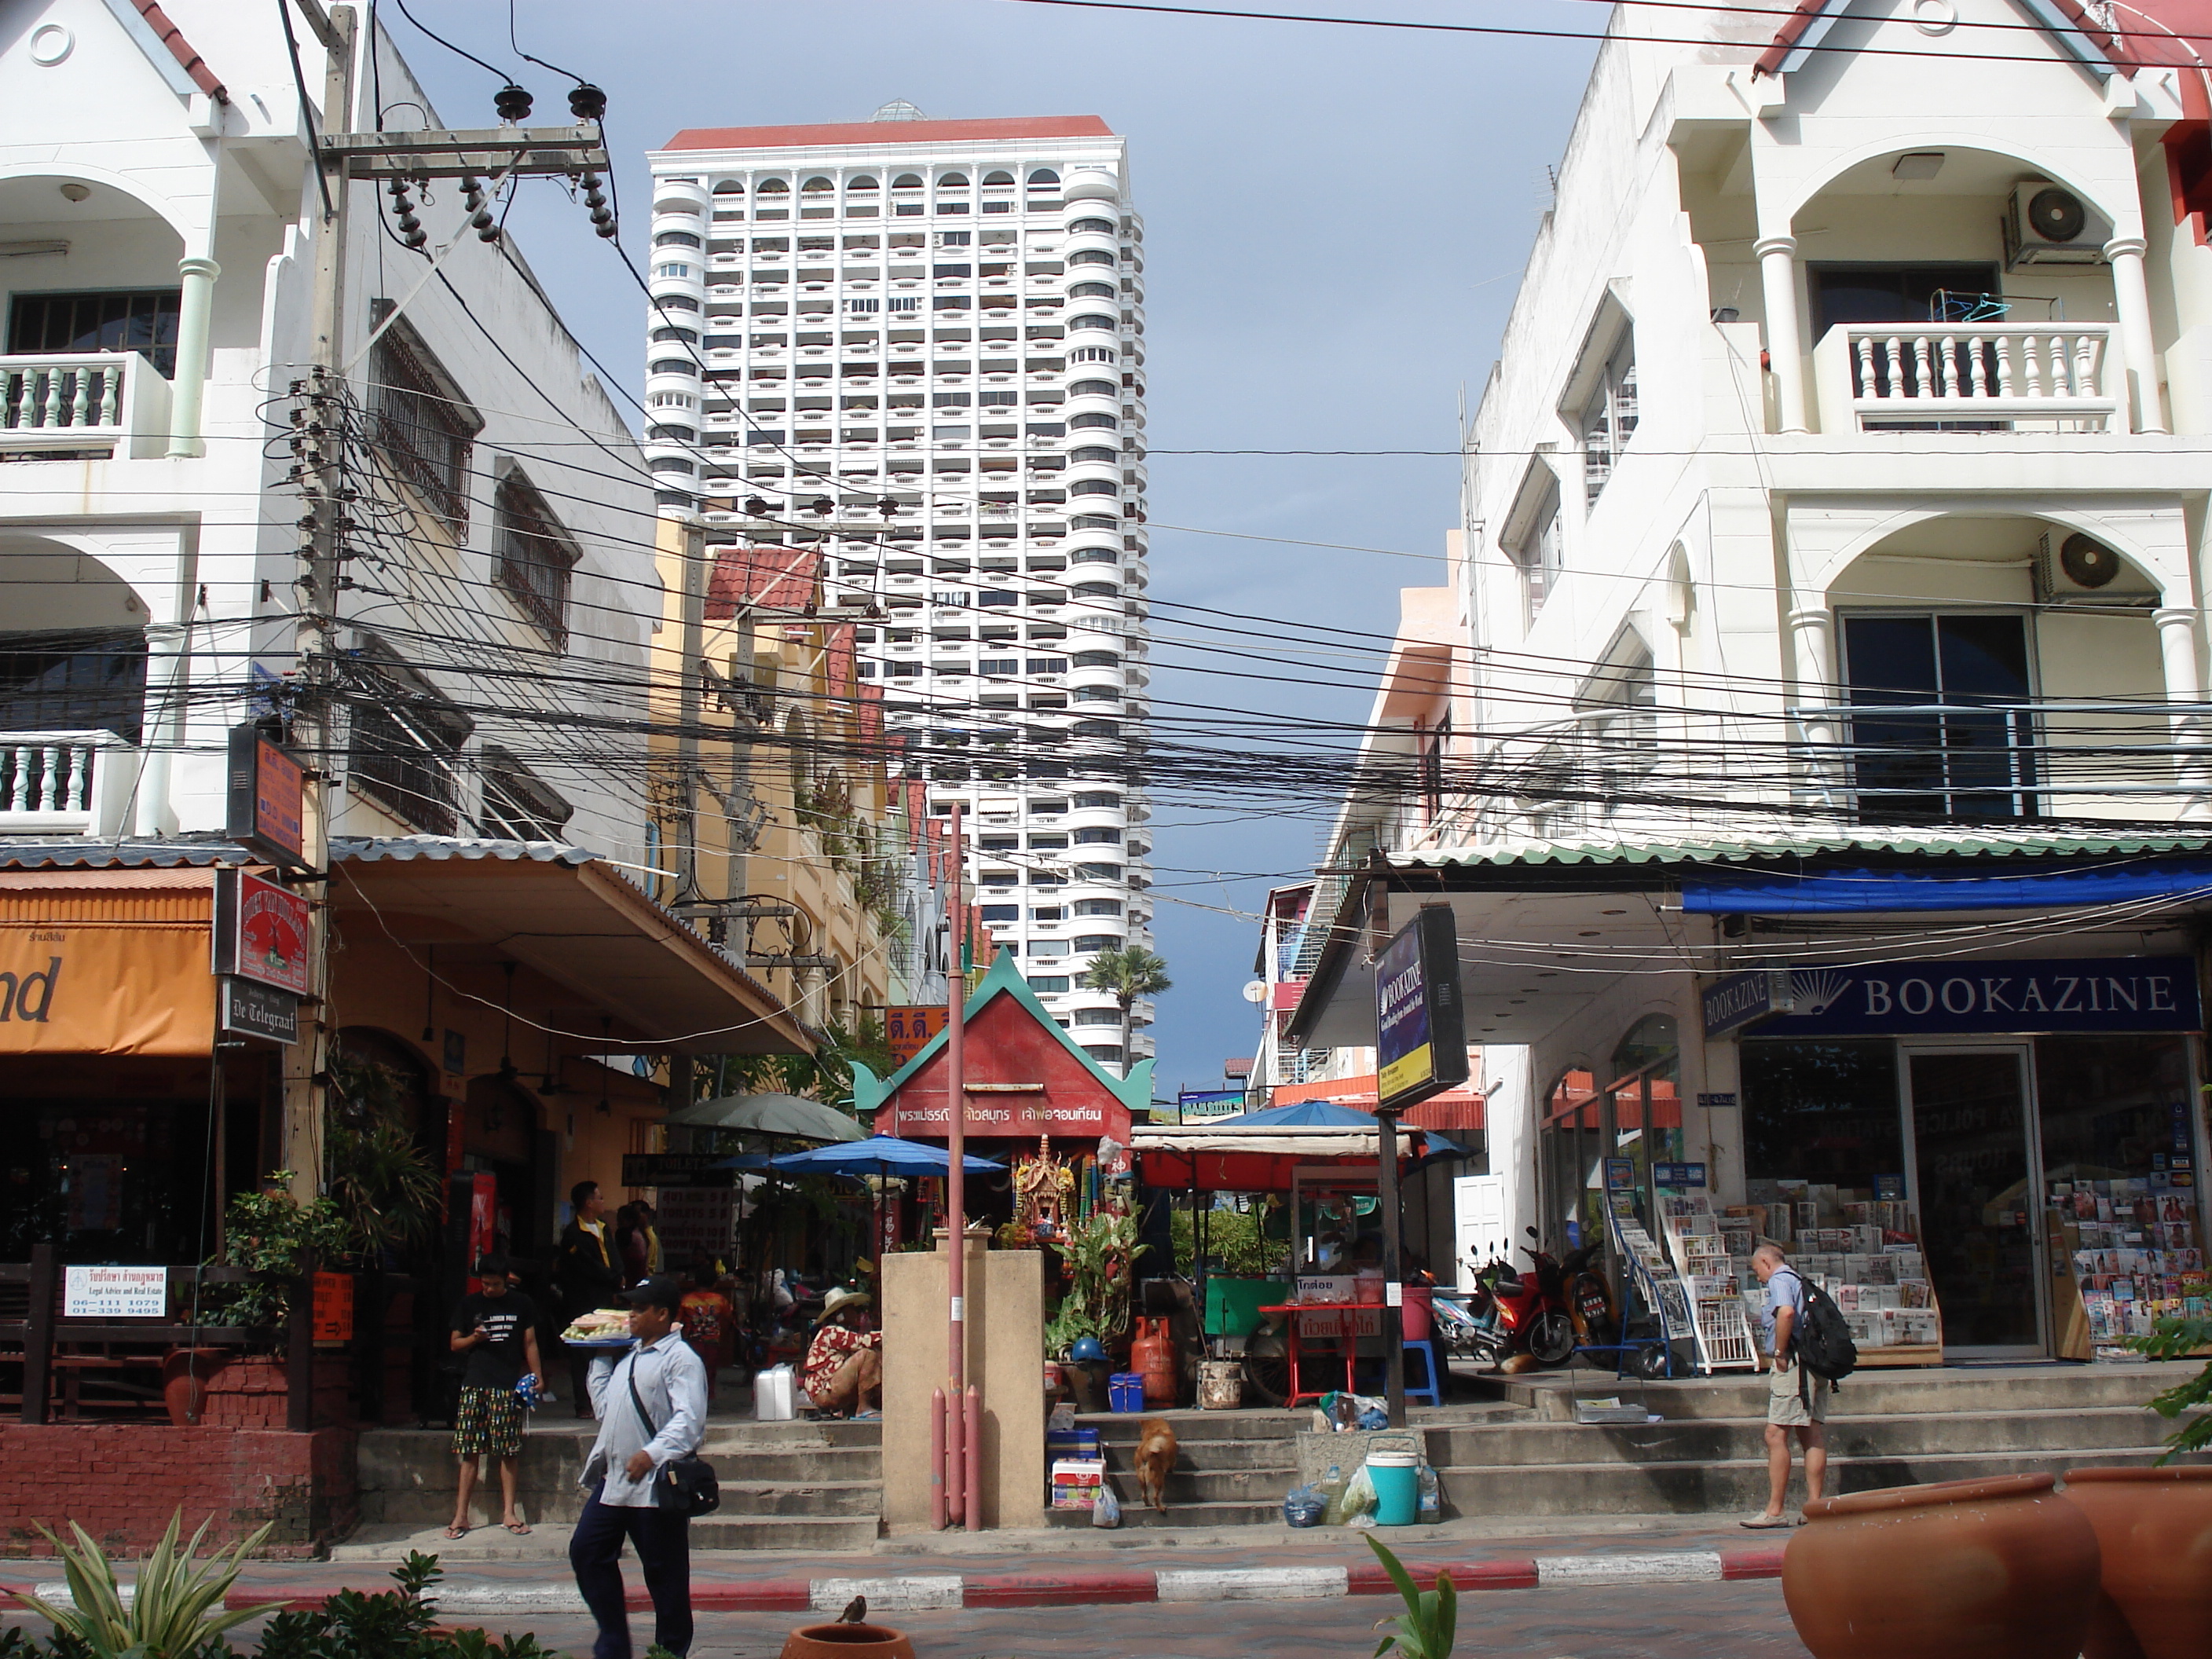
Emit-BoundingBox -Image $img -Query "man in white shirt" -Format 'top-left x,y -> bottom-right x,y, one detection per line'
1745,1243 -> 1828,1529
568,1276 -> 709,1659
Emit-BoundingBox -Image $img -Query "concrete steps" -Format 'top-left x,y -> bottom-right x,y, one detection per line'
1046,1411 -> 1300,1529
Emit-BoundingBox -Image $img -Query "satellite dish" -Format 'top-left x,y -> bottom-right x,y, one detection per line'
1241,980 -> 1268,1005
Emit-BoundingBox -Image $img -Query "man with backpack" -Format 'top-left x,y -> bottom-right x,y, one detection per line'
1745,1243 -> 1832,1528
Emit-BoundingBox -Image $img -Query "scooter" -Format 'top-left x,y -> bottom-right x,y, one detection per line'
1459,1230 -> 1580,1368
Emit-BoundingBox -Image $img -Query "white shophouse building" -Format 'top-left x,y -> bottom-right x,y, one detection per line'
1289,0 -> 2212,1361
645,108 -> 1155,1068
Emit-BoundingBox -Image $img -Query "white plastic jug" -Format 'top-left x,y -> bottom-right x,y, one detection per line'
753,1363 -> 797,1422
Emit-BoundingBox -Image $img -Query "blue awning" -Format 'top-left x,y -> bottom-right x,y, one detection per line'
1683,859 -> 2212,914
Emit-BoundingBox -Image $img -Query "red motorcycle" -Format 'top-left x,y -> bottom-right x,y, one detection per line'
1465,1229 -> 1587,1368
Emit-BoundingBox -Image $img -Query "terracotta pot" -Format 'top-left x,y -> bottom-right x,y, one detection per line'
2062,1467 -> 2212,1659
779,1623 -> 916,1659
1783,1472 -> 2100,1659
160,1348 -> 228,1426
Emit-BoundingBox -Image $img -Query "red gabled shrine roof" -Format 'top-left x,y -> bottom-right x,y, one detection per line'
663,115 -> 1114,152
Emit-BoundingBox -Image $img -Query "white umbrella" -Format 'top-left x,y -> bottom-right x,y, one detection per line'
665,1091 -> 866,1142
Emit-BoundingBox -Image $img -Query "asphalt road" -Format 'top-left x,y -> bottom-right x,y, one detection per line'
11,1578 -> 1811,1656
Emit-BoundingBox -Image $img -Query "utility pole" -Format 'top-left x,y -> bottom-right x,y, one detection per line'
676,515 -> 707,908
280,0 -> 612,1198
943,802 -> 969,1527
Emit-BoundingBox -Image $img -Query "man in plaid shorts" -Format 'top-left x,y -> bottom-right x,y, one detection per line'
449,1253 -> 543,1537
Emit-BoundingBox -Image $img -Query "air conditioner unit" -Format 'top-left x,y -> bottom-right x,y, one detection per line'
2034,532 -> 2159,605
2005,181 -> 2111,268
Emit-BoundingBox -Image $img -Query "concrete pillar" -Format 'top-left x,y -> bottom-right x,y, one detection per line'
1788,606 -> 1844,809
2153,606 -> 2212,818
166,255 -> 219,458
132,541 -> 196,837
1756,236 -> 1809,434
2106,237 -> 2168,435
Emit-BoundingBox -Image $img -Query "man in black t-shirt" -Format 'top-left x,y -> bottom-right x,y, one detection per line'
449,1254 -> 544,1537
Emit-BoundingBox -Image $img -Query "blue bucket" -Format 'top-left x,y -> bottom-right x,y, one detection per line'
1108,1372 -> 1144,1412
1367,1452 -> 1419,1526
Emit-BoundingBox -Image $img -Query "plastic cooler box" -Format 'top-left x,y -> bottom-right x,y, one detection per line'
1108,1372 -> 1144,1412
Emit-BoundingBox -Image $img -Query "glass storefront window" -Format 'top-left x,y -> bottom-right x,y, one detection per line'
2036,1035 -> 2192,1186
1742,1039 -> 1906,1189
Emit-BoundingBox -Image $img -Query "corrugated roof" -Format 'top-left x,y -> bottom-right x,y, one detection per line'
1393,827 -> 2212,870
662,115 -> 1114,152
0,840 -> 249,870
707,545 -> 821,617
330,836 -> 593,866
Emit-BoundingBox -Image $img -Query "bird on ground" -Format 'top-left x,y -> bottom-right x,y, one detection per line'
838,1595 -> 867,1624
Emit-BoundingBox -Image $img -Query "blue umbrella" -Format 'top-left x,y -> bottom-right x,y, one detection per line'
750,1134 -> 1004,1177
1214,1098 -> 1377,1128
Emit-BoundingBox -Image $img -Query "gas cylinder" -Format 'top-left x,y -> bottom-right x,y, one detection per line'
1132,1316 -> 1177,1406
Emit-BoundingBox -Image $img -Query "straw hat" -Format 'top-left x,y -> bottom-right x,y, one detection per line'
822,1287 -> 872,1321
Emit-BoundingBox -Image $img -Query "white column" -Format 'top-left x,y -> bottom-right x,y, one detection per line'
1756,236 -> 1809,434
2153,606 -> 2211,818
2105,236 -> 2168,435
1788,605 -> 1844,809
165,255 -> 220,458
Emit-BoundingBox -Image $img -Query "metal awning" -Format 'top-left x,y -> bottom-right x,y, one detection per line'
1287,829 -> 2212,1052
330,837 -> 812,1057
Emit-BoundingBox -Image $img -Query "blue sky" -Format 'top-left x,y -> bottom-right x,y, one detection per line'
386,0 -> 1597,1096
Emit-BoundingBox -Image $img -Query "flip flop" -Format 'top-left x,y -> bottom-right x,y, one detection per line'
503,1521 -> 532,1535
444,1525 -> 469,1540
1739,1514 -> 1795,1530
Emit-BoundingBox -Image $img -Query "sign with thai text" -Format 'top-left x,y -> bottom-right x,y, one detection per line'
884,1005 -> 948,1068
1375,906 -> 1468,1111
893,1093 -> 1108,1135
64,1264 -> 167,1318
224,724 -> 309,871
1753,957 -> 2200,1037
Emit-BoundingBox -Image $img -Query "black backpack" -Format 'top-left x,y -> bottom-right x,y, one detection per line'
1789,1275 -> 1859,1383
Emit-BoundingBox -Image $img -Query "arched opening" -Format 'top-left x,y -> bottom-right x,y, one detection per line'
712,179 -> 743,195
801,176 -> 834,195
892,174 -> 923,190
756,178 -> 789,194
936,172 -> 969,189
1819,513 -> 2166,823
1028,169 -> 1060,186
0,537 -> 148,745
848,175 -> 879,192
1536,1066 -> 1599,1250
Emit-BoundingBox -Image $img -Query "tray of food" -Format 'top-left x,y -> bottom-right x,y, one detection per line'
561,1309 -> 635,1348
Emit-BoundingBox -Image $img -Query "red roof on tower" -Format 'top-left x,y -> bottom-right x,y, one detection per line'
662,115 -> 1115,152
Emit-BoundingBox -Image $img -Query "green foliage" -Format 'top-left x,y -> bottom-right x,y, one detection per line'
1367,1535 -> 1457,1659
1171,1202 -> 1284,1279
1079,946 -> 1171,1009
1046,1207 -> 1148,1356
714,1019 -> 893,1108
2128,1315 -> 2212,1461
255,1553 -> 558,1659
209,1181 -> 352,1328
325,1051 -> 441,1265
14,1509 -> 273,1659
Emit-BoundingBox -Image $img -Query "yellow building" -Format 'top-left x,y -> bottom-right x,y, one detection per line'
650,519 -> 910,1036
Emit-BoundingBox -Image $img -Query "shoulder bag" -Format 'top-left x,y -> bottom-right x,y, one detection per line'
625,1353 -> 720,1516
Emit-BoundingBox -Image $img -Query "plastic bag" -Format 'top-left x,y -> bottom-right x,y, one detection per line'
1356,1405 -> 1389,1430
1091,1484 -> 1121,1528
1047,1402 -> 1077,1433
1417,1461 -> 1441,1521
1283,1484 -> 1328,1528
1341,1461 -> 1378,1521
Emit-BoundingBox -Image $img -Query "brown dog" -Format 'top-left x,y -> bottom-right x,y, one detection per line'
1133,1417 -> 1177,1514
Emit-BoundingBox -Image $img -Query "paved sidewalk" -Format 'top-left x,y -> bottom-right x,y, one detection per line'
2,1519 -> 1789,1618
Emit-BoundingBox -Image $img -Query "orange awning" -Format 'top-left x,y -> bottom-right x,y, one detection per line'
0,870 -> 216,1057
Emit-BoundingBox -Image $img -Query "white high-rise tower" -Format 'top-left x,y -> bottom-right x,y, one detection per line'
646,108 -> 1155,1070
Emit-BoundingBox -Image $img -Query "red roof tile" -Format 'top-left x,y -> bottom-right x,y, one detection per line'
134,0 -> 226,101
663,115 -> 1114,152
1753,0 -> 2130,75
705,545 -> 819,617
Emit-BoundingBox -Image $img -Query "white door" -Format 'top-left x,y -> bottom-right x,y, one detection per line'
1454,1174 -> 1508,1291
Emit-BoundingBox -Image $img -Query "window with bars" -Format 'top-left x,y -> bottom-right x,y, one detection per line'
7,289 -> 182,376
371,320 -> 481,531
479,746 -> 574,841
1510,477 -> 1562,630
493,469 -> 580,648
346,651 -> 473,834
1579,334 -> 1638,507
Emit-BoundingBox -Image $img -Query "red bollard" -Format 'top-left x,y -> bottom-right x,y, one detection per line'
964,1383 -> 983,1533
929,1386 -> 947,1532
945,1383 -> 965,1527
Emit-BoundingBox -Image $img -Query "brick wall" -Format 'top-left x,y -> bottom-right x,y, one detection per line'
0,1426 -> 357,1558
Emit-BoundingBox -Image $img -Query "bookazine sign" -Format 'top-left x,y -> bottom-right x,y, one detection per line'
1374,906 -> 1469,1111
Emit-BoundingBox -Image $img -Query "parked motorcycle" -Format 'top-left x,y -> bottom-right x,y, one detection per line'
1456,1230 -> 1581,1368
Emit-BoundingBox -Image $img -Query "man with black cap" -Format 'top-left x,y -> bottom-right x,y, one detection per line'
569,1274 -> 708,1659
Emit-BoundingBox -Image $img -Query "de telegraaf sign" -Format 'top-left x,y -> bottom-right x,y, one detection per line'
1750,957 -> 2200,1038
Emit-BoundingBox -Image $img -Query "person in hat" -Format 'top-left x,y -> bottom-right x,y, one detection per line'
802,1287 -> 881,1418
569,1275 -> 707,1659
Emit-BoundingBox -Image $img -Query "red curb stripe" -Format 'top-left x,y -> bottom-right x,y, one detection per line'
692,1580 -> 814,1613
1719,1547 -> 1787,1580
1346,1559 -> 1541,1595
962,1569 -> 1161,1607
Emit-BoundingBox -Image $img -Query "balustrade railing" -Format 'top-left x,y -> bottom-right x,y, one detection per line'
0,351 -> 170,456
1813,323 -> 2121,433
0,730 -> 117,831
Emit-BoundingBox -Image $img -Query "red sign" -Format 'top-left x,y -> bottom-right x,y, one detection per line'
311,1271 -> 354,1343
894,1093 -> 1109,1136
213,870 -> 313,996
884,1005 -> 947,1068
225,725 -> 307,869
